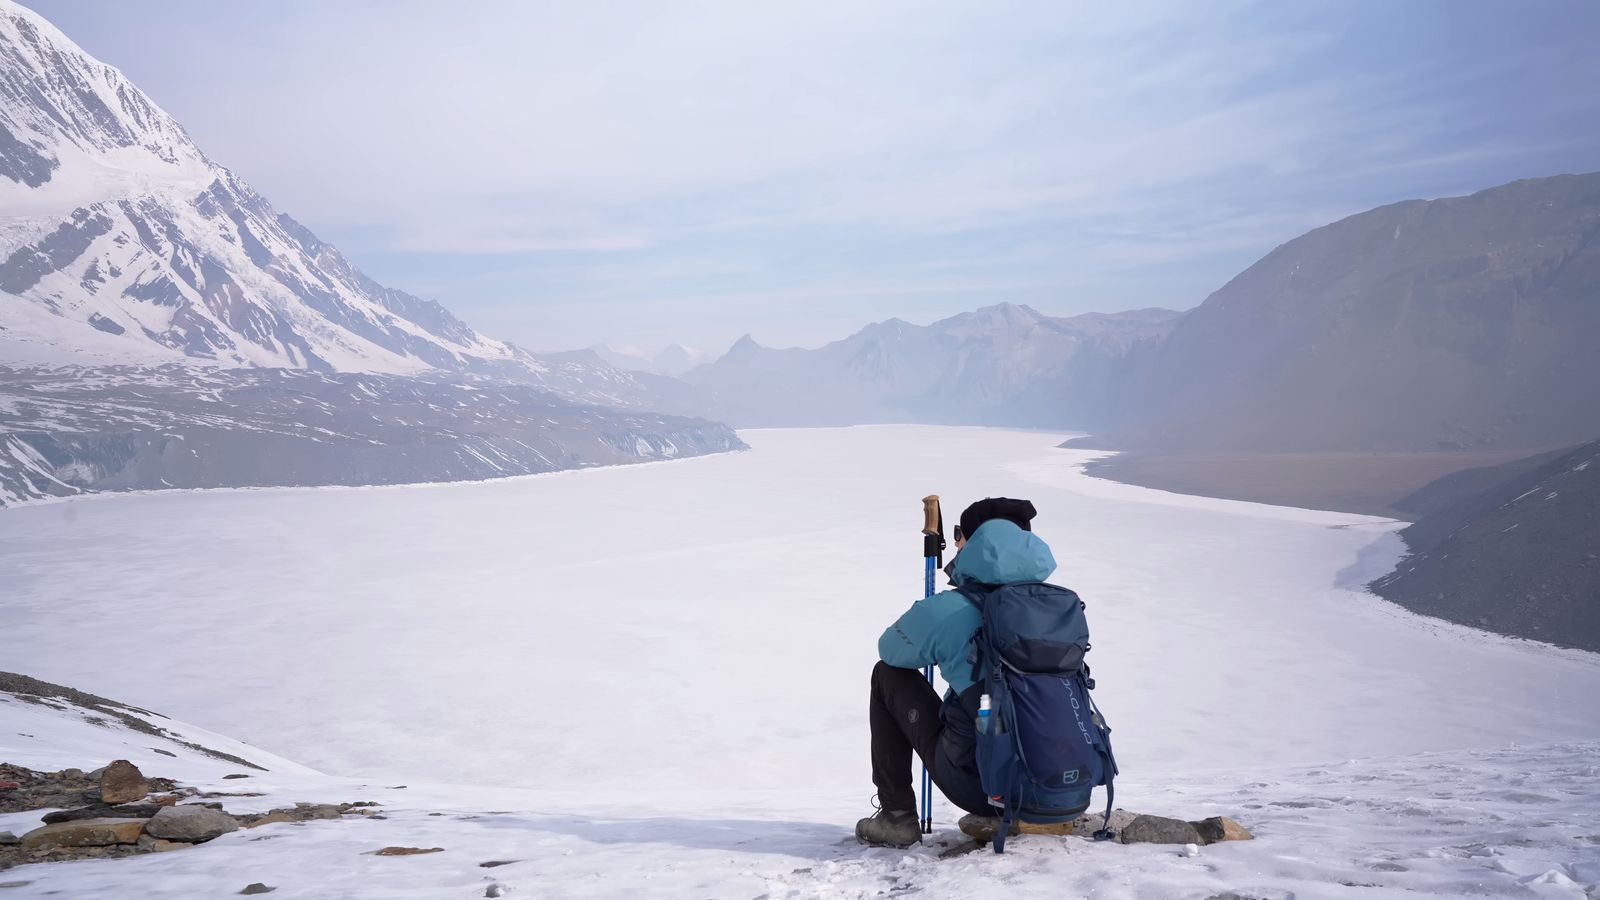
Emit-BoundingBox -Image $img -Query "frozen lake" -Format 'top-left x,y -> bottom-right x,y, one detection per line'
4,425 -> 1599,819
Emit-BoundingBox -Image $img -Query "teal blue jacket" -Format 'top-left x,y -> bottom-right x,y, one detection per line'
878,520 -> 1058,695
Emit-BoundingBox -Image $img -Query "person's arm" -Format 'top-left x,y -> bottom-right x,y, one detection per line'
878,597 -> 945,669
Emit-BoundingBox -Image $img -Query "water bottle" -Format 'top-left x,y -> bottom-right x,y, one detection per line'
976,693 -> 994,734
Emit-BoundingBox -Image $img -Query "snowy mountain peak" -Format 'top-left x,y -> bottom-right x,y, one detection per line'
0,2 -> 539,376
0,0 -> 208,214
930,302 -> 1045,339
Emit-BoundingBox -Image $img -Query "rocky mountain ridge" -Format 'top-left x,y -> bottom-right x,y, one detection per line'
0,365 -> 743,506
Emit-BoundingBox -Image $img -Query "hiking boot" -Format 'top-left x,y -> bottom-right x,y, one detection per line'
855,808 -> 921,848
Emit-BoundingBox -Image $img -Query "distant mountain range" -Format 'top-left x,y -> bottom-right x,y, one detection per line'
6,0 -> 1599,522
681,172 -> 1599,455
683,303 -> 1181,427
1370,440 -> 1600,652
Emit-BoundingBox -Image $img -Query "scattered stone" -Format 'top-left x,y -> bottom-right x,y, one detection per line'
85,768 -> 106,780
58,769 -> 84,780
44,803 -> 164,824
485,885 -> 504,898
375,846 -> 443,856
1190,816 -> 1254,844
1121,815 -> 1205,845
387,786 -> 407,790
145,805 -> 239,843
242,811 -> 298,829
0,882 -> 33,890
0,783 -> 18,792
151,749 -> 177,758
99,761 -> 150,805
479,860 -> 519,868
240,884 -> 276,895
20,818 -> 148,850
223,774 -> 251,780
152,794 -> 180,807
0,832 -> 17,845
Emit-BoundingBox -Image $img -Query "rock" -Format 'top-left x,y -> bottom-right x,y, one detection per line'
145,806 -> 239,843
44,803 -> 164,824
375,846 -> 443,856
152,794 -> 180,807
485,886 -> 504,898
99,761 -> 150,805
1190,816 -> 1254,844
223,774 -> 252,780
58,769 -> 84,780
243,811 -> 298,829
20,818 -> 148,850
0,781 -> 19,792
479,860 -> 519,868
86,767 -> 107,780
136,835 -> 193,852
0,832 -> 17,845
240,884 -> 275,895
292,803 -> 344,820
958,809 -> 1141,844
1120,815 -> 1205,845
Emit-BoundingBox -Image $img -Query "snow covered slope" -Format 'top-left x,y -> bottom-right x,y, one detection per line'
0,0 -> 608,386
2,426 -> 1598,896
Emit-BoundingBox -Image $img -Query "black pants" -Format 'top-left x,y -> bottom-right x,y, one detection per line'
869,661 -> 988,815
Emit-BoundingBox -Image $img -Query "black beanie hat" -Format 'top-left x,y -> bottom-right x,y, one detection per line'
958,497 -> 1037,540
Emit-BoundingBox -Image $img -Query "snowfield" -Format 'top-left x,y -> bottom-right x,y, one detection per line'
2,425 -> 1598,898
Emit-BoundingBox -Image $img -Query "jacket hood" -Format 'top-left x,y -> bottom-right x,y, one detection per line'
949,519 -> 1056,586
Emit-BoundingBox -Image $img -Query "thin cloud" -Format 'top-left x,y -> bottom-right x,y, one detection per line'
24,0 -> 1600,352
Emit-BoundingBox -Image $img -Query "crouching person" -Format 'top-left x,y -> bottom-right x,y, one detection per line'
857,498 -> 1048,848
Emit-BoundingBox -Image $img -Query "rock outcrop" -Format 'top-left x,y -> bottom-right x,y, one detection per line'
957,810 -> 1254,848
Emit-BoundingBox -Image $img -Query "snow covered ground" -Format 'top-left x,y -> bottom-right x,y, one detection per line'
2,425 -> 1598,898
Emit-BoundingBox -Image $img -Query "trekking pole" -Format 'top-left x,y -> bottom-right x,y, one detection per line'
919,495 -> 946,835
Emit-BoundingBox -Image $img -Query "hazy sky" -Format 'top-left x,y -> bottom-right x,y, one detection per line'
27,1 -> 1600,356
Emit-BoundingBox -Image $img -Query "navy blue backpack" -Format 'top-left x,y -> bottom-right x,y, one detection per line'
957,582 -> 1118,853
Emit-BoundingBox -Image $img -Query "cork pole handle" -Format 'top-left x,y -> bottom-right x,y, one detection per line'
922,495 -> 942,535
